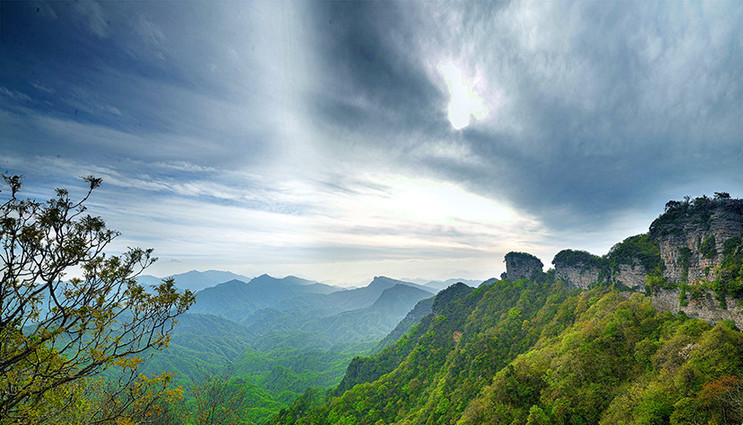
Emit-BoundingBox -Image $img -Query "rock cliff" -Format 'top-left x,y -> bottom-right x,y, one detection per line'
552,250 -> 605,289
611,262 -> 647,289
650,196 -> 743,284
504,251 -> 543,281
507,194 -> 743,328
651,288 -> 743,329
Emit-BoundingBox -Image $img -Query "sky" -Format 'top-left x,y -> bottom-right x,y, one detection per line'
1,1 -> 742,286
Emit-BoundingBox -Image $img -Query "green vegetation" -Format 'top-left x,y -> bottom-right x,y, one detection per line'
6,178 -> 742,425
273,277 -> 743,425
505,251 -> 543,264
678,246 -> 692,284
724,237 -> 742,257
550,234 -> 663,289
606,233 -> 663,274
460,296 -> 743,425
701,235 -> 717,259
553,249 -> 607,271
708,236 -> 743,309
0,176 -> 194,424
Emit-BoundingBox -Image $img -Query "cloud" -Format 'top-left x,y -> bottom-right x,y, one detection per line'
3,1 -> 742,283
72,1 -> 109,38
305,0 -> 743,232
437,61 -> 489,130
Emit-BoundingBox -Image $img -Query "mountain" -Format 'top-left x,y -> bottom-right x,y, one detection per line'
236,276 -> 435,352
189,274 -> 338,322
141,312 -> 257,379
144,275 -> 435,404
372,297 -> 434,353
309,276 -> 433,313
137,269 -> 253,291
422,278 -> 483,291
273,279 -> 743,425
271,194 -> 743,425
141,312 -> 363,424
248,276 -> 434,322
305,284 -> 434,345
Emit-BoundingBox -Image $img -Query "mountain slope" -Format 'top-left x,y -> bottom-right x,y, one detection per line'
284,276 -> 434,317
141,313 -> 258,380
305,284 -> 434,345
241,276 -> 434,345
271,278 -> 743,425
372,296 -> 434,353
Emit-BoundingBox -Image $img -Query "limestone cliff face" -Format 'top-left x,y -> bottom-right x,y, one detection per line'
651,288 -> 743,329
552,250 -> 605,289
498,195 -> 743,328
650,198 -> 743,285
555,266 -> 599,289
504,252 -> 543,281
611,261 -> 646,289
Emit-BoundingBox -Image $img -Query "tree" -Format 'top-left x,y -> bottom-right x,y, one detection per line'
191,373 -> 252,425
0,175 -> 194,423
697,375 -> 743,424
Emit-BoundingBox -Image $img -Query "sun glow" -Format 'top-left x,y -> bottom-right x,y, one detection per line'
437,61 -> 489,130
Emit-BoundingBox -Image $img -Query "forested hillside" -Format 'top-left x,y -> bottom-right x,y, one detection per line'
134,276 -> 436,423
272,277 -> 743,424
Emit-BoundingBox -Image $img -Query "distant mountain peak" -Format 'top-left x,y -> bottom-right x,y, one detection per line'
372,284 -> 432,306
369,276 -> 404,286
215,279 -> 249,287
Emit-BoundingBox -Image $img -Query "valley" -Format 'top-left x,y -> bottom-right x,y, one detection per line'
136,272 -> 471,423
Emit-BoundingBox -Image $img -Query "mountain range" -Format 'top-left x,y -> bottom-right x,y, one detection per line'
270,193 -> 743,425
140,273 -> 453,422
137,269 -> 253,291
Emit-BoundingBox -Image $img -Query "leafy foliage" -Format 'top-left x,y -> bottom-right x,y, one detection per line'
0,175 -> 194,423
677,246 -> 692,284
708,236 -> 743,308
271,279 -> 579,425
273,277 -> 743,425
552,249 -> 607,270
606,233 -> 663,274
700,235 -> 717,259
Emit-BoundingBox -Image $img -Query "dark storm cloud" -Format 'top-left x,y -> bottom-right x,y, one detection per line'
308,1 -> 444,136
306,1 -> 743,231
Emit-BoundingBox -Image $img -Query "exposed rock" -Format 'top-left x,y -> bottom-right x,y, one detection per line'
504,252 -> 543,281
611,261 -> 646,289
650,198 -> 743,285
500,194 -> 743,329
557,266 -> 600,289
604,233 -> 662,289
651,288 -> 743,329
552,250 -> 605,289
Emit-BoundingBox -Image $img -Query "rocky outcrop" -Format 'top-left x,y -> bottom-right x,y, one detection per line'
650,197 -> 743,285
557,266 -> 600,289
604,233 -> 662,290
611,261 -> 647,289
504,252 -> 543,281
552,250 -> 605,289
651,288 -> 743,329
496,194 -> 743,329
